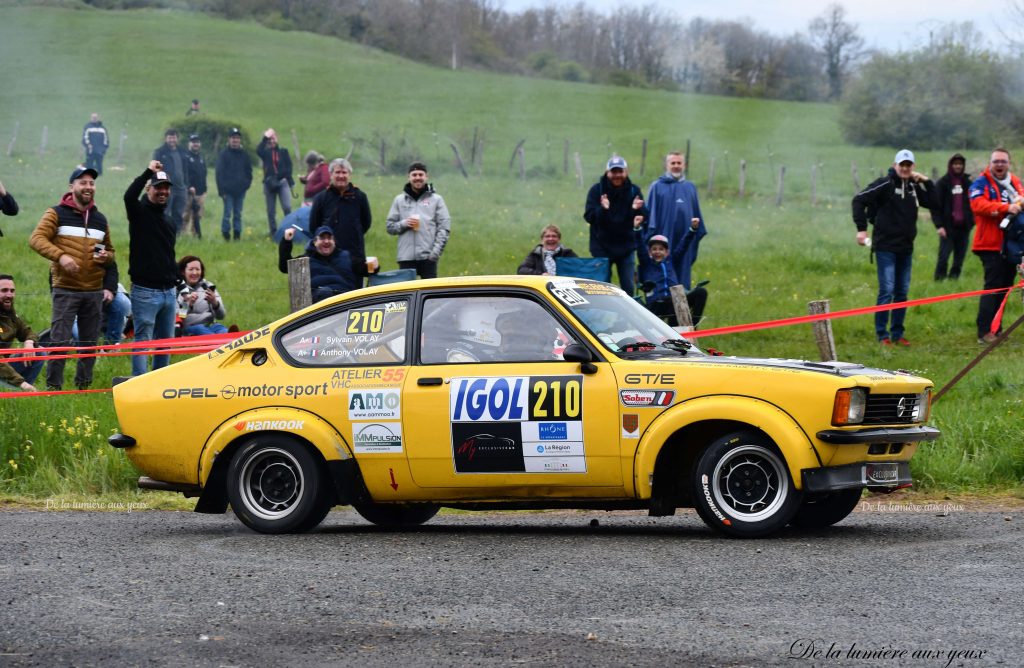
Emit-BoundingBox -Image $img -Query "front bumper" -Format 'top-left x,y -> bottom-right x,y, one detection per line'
802,461 -> 912,493
816,426 -> 940,444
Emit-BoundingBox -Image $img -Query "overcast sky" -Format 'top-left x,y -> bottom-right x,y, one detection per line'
500,0 -> 1003,53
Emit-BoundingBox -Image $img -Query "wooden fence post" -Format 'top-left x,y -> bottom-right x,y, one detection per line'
563,140 -> 569,176
475,137 -> 484,176
39,126 -> 48,158
684,138 -> 691,178
291,129 -> 301,166
669,285 -> 694,331
509,139 -> 526,169
6,121 -> 18,157
450,143 -> 469,179
706,157 -> 716,197
379,138 -> 387,173
288,257 -> 312,313
808,300 -> 837,361
573,152 -> 583,188
739,159 -> 746,198
640,138 -> 647,177
517,146 -> 526,181
775,166 -> 786,207
470,126 -> 479,166
851,161 -> 860,193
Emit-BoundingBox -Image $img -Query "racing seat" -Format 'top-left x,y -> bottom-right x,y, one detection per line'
495,311 -> 556,362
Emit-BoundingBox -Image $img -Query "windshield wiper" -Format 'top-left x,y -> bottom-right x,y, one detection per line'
660,338 -> 694,354
618,340 -> 658,353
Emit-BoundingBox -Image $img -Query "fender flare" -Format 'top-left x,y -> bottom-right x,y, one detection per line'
197,406 -> 353,485
633,395 -> 821,498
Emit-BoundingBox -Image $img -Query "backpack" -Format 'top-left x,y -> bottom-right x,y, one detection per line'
1001,212 -> 1024,265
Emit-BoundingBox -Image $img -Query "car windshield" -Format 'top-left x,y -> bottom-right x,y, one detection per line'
546,280 -> 705,356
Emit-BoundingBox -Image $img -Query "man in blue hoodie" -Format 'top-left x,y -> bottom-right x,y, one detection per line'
583,156 -> 648,295
644,152 -> 707,292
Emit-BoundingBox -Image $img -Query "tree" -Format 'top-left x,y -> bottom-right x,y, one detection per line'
808,4 -> 864,100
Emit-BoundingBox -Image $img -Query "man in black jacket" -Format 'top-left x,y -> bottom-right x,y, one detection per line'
852,149 -> 936,345
309,158 -> 372,279
152,129 -> 189,235
257,128 -> 294,239
215,128 -> 252,241
583,156 -> 648,295
82,113 -> 108,176
125,161 -> 178,375
930,153 -> 975,281
183,134 -> 208,239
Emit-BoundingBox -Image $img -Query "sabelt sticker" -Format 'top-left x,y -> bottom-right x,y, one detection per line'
619,389 -> 674,407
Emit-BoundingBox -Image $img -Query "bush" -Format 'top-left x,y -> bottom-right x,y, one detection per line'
163,116 -> 257,164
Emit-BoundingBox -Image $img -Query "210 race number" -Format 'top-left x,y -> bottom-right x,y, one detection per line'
529,376 -> 582,420
346,308 -> 385,334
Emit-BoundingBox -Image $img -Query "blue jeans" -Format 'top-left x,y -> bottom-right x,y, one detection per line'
130,285 -> 177,376
263,178 -> 292,236
610,253 -> 636,296
221,193 -> 245,239
184,322 -> 228,336
874,251 -> 912,341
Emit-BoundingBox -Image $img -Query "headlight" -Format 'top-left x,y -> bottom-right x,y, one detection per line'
832,388 -> 867,425
912,389 -> 931,422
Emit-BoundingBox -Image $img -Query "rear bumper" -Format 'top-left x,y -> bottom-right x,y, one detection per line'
802,461 -> 912,493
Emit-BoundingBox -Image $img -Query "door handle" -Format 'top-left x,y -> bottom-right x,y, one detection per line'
417,377 -> 443,386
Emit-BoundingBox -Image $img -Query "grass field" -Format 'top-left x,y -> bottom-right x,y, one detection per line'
1,5 -> 1022,501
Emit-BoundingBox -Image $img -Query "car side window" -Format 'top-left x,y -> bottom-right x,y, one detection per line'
280,299 -> 408,366
420,295 -> 576,364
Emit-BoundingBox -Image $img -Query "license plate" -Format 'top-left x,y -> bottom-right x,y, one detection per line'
864,463 -> 899,485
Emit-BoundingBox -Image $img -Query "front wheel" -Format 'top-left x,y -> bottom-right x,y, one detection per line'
691,430 -> 800,538
790,488 -> 863,529
353,502 -> 440,527
227,435 -> 332,534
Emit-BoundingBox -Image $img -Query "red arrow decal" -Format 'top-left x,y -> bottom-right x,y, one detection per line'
388,468 -> 399,491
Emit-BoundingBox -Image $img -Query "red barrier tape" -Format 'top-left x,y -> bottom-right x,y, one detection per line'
0,387 -> 111,399
0,332 -> 245,365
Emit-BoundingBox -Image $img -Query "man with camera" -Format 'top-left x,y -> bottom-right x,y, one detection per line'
29,166 -> 115,390
968,148 -> 1024,344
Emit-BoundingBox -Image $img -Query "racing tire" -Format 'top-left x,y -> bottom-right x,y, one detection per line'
790,488 -> 863,529
352,502 -> 440,527
691,430 -> 800,538
227,435 -> 332,534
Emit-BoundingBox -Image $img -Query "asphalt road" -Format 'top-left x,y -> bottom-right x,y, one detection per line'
1,503 -> 1021,667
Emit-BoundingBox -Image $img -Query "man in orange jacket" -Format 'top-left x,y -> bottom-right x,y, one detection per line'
968,148 -> 1023,343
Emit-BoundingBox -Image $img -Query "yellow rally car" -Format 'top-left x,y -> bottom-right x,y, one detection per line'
109,276 -> 939,537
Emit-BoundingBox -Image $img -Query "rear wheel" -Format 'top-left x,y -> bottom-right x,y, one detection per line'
227,435 -> 332,534
691,430 -> 800,538
353,502 -> 440,527
791,488 -> 863,529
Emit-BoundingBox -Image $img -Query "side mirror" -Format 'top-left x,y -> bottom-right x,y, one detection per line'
563,343 -> 598,374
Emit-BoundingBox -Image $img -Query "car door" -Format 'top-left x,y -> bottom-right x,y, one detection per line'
401,291 -> 624,496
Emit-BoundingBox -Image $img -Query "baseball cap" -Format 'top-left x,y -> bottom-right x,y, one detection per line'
188,133 -> 201,141
69,166 -> 98,183
150,171 -> 173,187
314,226 -> 334,237
228,127 -> 241,137
606,156 -> 627,171
647,234 -> 670,247
894,149 -> 915,164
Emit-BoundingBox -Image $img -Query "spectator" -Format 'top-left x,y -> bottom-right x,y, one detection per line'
853,149 -> 935,346
29,166 -> 115,390
124,161 -> 178,375
931,153 -> 975,281
299,151 -> 329,202
0,179 -> 17,237
309,158 -> 373,278
969,148 -> 1023,344
517,224 -> 578,275
152,129 -> 189,235
215,128 -> 253,241
639,234 -> 707,327
0,274 -> 43,392
645,152 -> 706,292
257,128 -> 294,239
385,162 -> 451,279
278,225 -> 358,303
584,156 -> 648,294
81,113 -> 109,176
186,98 -> 200,116
183,134 -> 208,239
176,255 -> 228,335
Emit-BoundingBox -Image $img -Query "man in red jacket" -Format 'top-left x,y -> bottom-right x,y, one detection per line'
969,148 -> 1023,343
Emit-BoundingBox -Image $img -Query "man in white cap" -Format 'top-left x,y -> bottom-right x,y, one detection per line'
583,155 -> 647,294
852,149 -> 935,346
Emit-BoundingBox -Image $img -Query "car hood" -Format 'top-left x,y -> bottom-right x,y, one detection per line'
650,354 -> 915,380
